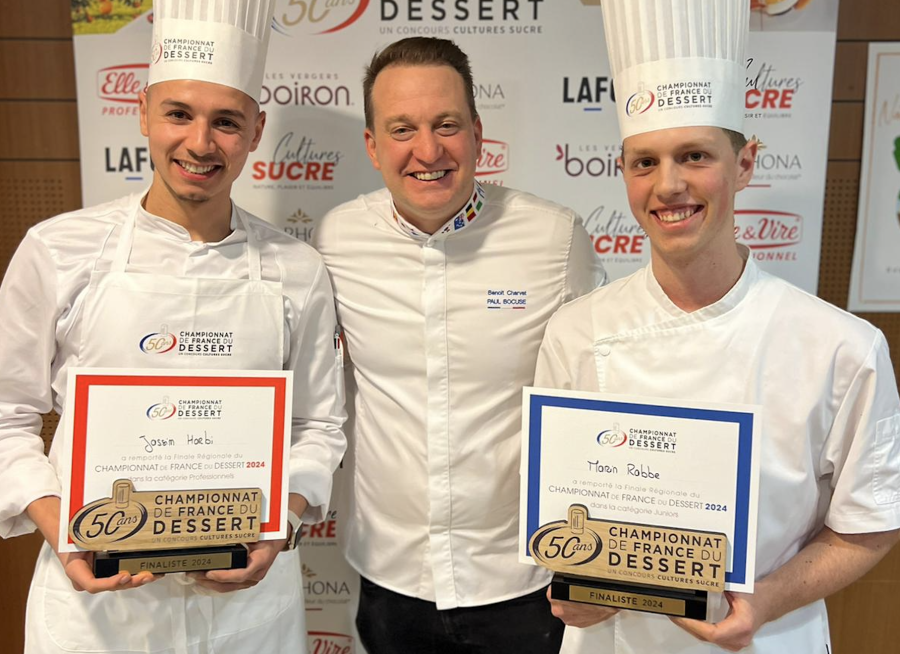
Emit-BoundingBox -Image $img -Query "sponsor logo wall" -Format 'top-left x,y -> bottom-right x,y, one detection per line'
71,1 -> 839,649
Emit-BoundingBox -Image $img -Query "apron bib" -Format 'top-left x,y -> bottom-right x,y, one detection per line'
34,203 -> 303,653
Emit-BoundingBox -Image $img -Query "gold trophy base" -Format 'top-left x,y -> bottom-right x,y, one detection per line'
94,544 -> 249,578
551,572 -> 709,619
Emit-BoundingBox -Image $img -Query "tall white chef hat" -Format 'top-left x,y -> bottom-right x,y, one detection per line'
601,0 -> 749,140
149,0 -> 276,102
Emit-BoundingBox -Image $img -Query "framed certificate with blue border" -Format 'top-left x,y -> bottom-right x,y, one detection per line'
520,387 -> 760,613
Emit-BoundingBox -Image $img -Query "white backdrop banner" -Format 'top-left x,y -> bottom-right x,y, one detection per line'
848,42 -> 900,312
71,1 -> 839,650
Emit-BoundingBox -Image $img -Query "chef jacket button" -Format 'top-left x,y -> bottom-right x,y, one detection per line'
598,344 -> 611,356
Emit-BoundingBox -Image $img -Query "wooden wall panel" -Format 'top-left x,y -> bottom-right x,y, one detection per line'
837,0 -> 900,41
832,42 -> 868,102
828,102 -> 865,161
0,0 -> 72,39
0,41 -> 76,100
0,161 -> 83,275
0,102 -> 79,160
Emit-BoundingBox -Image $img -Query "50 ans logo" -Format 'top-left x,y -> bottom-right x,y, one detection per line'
530,505 -> 603,570
140,325 -> 177,354
273,0 -> 370,36
146,397 -> 177,420
596,423 -> 627,448
70,480 -> 148,549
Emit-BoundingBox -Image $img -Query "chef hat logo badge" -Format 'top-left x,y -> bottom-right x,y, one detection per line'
150,40 -> 163,65
625,85 -> 655,117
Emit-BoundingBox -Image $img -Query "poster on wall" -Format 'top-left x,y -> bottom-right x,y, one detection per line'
69,1 -> 840,651
848,43 -> 900,312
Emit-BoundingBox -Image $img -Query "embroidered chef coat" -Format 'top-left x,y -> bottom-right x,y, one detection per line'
314,182 -> 606,609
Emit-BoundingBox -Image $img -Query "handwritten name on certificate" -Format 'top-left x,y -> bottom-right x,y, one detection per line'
519,388 -> 760,592
58,368 -> 292,553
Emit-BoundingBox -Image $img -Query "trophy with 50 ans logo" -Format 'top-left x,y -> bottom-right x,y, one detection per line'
520,388 -> 760,619
59,368 -> 292,577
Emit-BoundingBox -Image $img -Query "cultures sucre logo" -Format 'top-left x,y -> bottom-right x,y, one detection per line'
252,132 -> 343,191
583,205 -> 647,261
744,58 -> 803,120
299,510 -> 339,548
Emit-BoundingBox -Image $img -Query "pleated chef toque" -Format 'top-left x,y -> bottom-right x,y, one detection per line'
149,0 -> 276,102
601,0 -> 749,139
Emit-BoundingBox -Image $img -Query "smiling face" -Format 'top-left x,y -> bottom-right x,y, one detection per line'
619,126 -> 756,266
140,79 -> 265,214
364,64 -> 483,233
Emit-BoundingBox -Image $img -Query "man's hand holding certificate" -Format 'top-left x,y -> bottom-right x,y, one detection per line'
520,388 -> 761,619
58,368 -> 293,578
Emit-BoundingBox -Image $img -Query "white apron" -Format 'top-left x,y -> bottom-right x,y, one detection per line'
561,274 -> 832,654
26,201 -> 306,654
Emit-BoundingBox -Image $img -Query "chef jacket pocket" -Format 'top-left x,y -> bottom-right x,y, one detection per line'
873,414 -> 900,506
40,553 -> 174,652
203,549 -> 301,638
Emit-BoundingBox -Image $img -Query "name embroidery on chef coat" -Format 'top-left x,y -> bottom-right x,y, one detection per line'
392,182 -> 487,238
486,288 -> 528,310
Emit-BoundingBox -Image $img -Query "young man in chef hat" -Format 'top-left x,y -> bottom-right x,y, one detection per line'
536,1 -> 900,652
0,1 -> 345,652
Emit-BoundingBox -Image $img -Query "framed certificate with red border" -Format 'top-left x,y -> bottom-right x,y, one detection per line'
58,368 -> 292,554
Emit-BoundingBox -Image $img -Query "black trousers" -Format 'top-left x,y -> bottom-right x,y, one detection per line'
356,577 -> 564,654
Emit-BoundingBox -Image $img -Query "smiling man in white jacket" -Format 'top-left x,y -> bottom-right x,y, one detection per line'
536,1 -> 900,653
0,2 -> 345,652
314,37 -> 605,654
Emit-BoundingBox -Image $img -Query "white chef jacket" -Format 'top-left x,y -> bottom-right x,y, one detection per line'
535,249 -> 900,654
313,182 -> 606,609
0,192 -> 347,653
